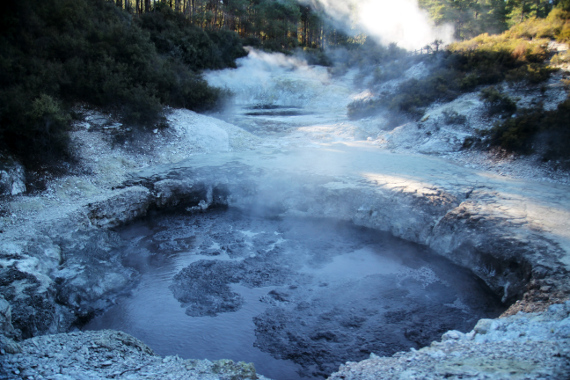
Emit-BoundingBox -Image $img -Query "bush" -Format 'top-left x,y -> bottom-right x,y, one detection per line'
488,110 -> 540,153
0,0 -> 241,169
330,39 -> 411,79
558,20 -> 570,42
507,8 -> 570,42
540,98 -> 570,160
300,48 -> 333,66
442,110 -> 467,125
479,87 -> 517,116
487,98 -> 570,160
348,25 -> 557,121
0,91 -> 72,167
551,50 -> 570,66
139,4 -> 246,71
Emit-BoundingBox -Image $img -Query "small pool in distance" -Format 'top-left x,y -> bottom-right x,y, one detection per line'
85,208 -> 504,380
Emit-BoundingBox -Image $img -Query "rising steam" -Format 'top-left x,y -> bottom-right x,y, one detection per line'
301,0 -> 454,50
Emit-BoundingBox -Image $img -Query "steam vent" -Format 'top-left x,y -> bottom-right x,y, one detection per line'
1,1 -> 570,379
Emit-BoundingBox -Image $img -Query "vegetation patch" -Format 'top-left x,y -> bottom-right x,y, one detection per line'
0,0 -> 238,170
347,12 -> 565,122
348,34 -> 554,120
139,3 -> 247,71
486,97 -> 570,161
507,8 -> 570,42
479,87 -> 518,117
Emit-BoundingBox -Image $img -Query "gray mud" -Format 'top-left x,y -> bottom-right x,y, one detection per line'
85,208 -> 504,379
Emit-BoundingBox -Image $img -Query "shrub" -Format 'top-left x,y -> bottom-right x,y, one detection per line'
348,25 -> 557,121
348,61 -> 465,120
486,98 -> 570,160
0,91 -> 72,167
479,87 -> 517,116
442,110 -> 467,125
347,98 -> 382,120
540,98 -> 570,160
558,20 -> 570,42
330,39 -> 411,80
300,48 -> 333,66
507,9 -> 570,42
551,50 -> 570,66
0,0 -> 242,169
488,109 -> 540,153
139,4 -> 246,71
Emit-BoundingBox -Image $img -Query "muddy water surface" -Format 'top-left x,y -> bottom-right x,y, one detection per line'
85,208 -> 504,379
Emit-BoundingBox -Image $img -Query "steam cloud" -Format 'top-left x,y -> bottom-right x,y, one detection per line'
301,0 -> 454,50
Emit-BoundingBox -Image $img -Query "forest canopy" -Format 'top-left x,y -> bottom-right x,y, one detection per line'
419,0 -> 570,39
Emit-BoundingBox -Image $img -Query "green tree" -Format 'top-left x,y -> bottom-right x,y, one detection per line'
419,0 -> 507,39
558,0 -> 570,11
506,0 -> 554,25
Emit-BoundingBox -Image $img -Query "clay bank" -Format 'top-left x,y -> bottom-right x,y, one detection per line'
1,55 -> 570,378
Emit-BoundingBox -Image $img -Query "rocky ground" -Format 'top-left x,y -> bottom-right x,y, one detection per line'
330,301 -> 570,380
1,329 -> 266,380
1,52 -> 570,379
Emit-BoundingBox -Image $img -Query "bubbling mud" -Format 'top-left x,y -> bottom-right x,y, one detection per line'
85,208 -> 504,379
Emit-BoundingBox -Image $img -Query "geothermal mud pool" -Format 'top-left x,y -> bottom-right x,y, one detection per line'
85,208 -> 504,379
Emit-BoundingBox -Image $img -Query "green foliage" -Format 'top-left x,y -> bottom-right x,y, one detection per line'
348,61 -> 460,120
139,3 -> 247,70
181,0 -> 307,52
300,48 -> 333,66
442,110 -> 468,125
0,0 -> 236,169
559,21 -> 570,42
207,30 -> 249,68
559,0 -> 570,11
541,97 -> 570,160
0,91 -> 72,167
382,67 -> 464,117
250,0 -> 301,52
479,87 -> 517,116
488,109 -> 541,153
506,0 -> 556,26
487,98 -> 570,160
348,28 -> 555,121
449,33 -> 550,63
450,33 -> 555,87
419,0 -> 508,39
507,8 -> 570,40
419,0 -> 568,40
550,50 -> 570,66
